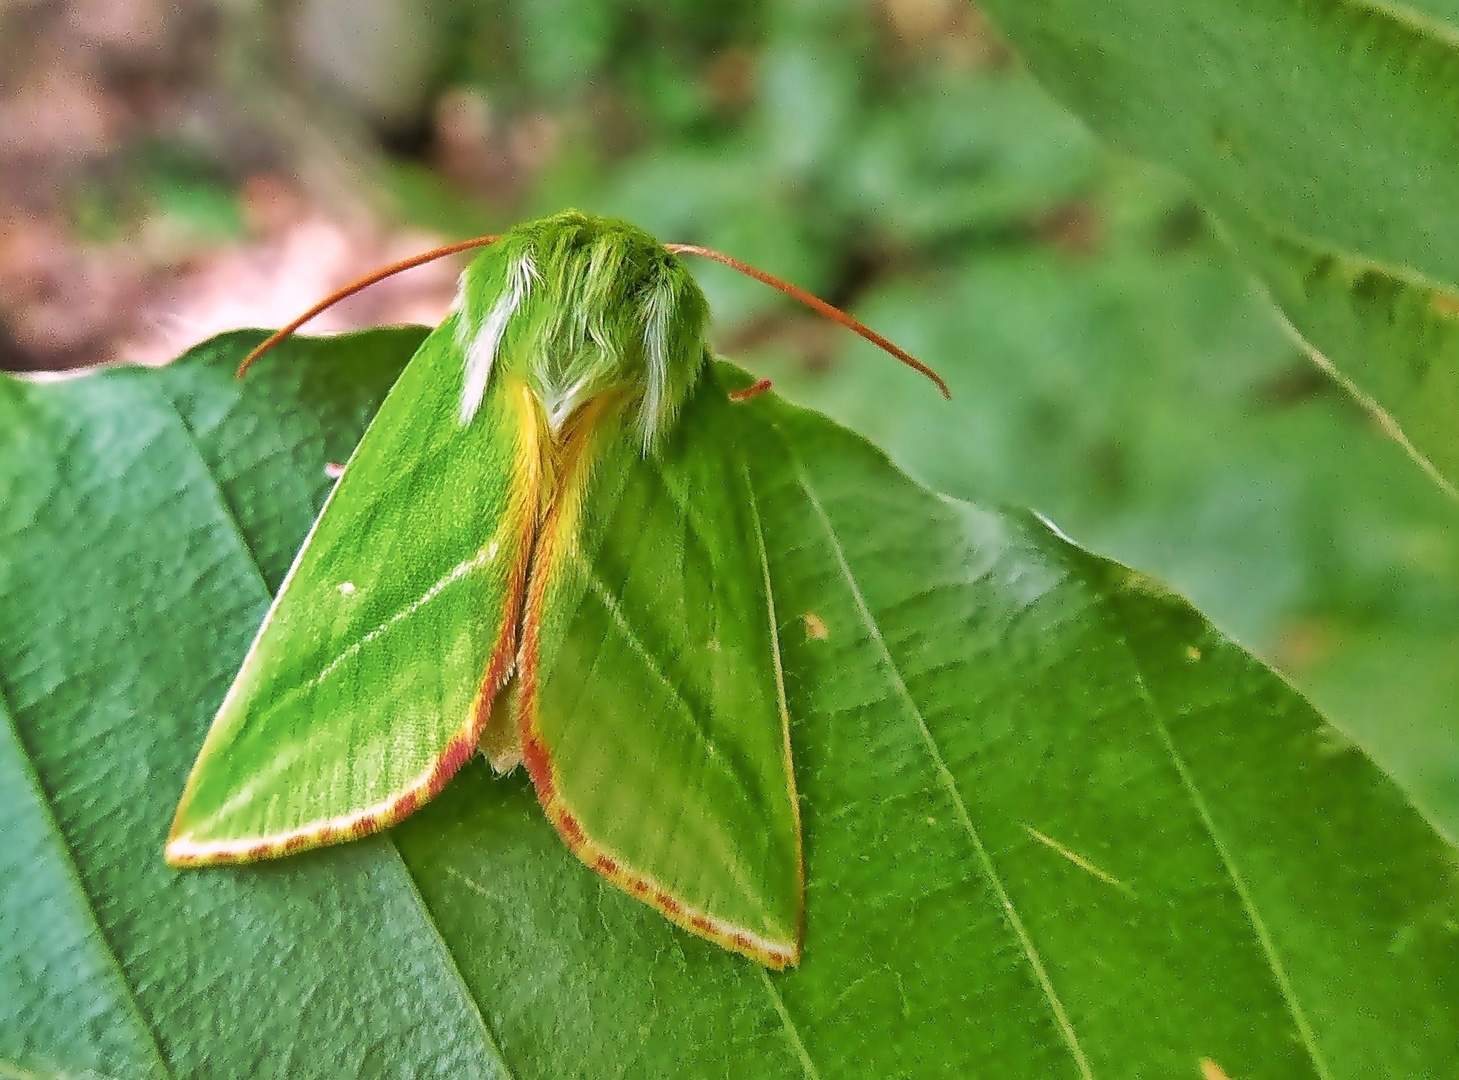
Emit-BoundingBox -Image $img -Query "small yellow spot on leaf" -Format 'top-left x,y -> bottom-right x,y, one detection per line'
1200,1059 -> 1231,1080
337,582 -> 356,596
1433,292 -> 1459,318
1185,645 -> 1202,661
804,612 -> 829,641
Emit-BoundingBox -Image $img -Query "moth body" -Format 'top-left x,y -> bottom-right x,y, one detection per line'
453,213 -> 711,449
169,211 -> 806,969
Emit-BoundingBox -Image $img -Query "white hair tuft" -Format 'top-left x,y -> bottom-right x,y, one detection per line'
459,254 -> 536,425
638,274 -> 678,447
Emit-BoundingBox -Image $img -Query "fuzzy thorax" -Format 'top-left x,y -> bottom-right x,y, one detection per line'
452,212 -> 710,449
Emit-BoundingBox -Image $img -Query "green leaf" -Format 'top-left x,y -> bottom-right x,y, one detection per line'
829,72 -> 1102,242
2,331 -> 1455,1077
740,188 -> 1459,839
1217,202 -> 1459,498
975,0 -> 1459,494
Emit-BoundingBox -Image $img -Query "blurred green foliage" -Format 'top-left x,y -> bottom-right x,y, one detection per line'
72,141 -> 248,247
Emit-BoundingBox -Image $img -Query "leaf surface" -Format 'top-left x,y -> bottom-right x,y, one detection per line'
1,330 -> 1455,1078
746,235 -> 1459,841
974,0 -> 1459,494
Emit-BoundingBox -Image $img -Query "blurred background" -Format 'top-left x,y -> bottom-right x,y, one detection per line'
3,0 -> 1456,829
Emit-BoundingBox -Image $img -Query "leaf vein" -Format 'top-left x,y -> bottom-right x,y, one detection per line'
153,394 -> 272,592
756,968 -> 823,1080
787,458 -> 1095,1080
0,679 -> 176,1080
161,390 -> 518,1078
390,847 -> 520,1080
1115,637 -> 1334,1080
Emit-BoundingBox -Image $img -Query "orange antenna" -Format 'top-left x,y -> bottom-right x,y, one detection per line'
665,243 -> 950,399
235,235 -> 501,377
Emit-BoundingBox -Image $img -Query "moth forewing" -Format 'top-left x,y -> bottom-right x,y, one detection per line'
171,212 -> 830,971
166,318 -> 539,864
516,364 -> 804,968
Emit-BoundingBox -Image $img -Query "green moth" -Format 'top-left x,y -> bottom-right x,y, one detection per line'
167,211 -> 944,968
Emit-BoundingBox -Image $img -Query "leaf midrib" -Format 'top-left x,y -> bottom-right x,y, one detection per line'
389,843 -> 518,1080
757,967 -> 824,1080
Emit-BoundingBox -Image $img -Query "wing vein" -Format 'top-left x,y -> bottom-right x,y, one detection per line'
569,553 -> 763,818
787,457 -> 1095,1080
305,539 -> 502,692
571,552 -> 697,717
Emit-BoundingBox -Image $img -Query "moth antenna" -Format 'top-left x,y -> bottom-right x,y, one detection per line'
664,243 -> 950,399
235,234 -> 502,378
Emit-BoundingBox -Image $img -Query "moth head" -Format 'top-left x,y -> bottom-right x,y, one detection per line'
454,211 -> 711,451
